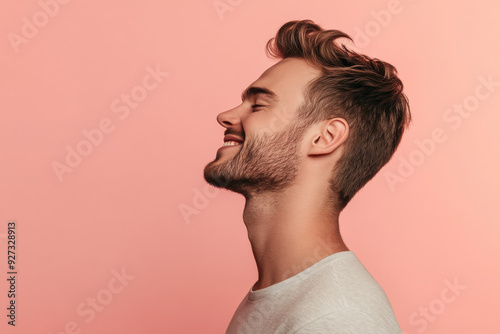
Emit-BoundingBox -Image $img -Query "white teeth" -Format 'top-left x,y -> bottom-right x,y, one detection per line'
223,141 -> 241,147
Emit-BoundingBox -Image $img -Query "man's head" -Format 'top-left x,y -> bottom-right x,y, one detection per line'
203,57 -> 318,197
204,20 -> 411,212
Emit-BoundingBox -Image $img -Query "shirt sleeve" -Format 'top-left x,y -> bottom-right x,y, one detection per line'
292,308 -> 402,334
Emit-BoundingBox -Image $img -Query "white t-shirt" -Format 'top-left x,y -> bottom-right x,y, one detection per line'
226,251 -> 401,334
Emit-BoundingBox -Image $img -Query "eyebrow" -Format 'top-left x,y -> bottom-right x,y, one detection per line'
241,86 -> 279,102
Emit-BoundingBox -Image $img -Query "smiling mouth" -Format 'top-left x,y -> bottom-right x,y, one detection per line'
222,141 -> 242,147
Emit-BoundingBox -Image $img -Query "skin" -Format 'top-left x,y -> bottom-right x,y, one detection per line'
204,57 -> 350,290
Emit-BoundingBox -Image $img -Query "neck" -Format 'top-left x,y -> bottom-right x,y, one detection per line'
242,184 -> 348,291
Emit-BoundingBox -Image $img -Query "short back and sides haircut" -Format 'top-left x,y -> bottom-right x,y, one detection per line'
266,20 -> 412,212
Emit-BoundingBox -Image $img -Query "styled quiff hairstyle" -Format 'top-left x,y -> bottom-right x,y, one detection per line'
266,20 -> 411,212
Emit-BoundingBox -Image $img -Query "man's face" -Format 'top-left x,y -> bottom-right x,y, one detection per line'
203,58 -> 320,197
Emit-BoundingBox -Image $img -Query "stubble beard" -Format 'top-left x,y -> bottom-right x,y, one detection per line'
203,120 -> 309,198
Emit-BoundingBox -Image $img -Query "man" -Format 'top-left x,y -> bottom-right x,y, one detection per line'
203,19 -> 411,333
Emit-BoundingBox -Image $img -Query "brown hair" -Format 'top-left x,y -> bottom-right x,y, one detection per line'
266,20 -> 412,212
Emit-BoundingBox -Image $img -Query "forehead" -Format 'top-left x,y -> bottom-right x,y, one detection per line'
248,58 -> 320,106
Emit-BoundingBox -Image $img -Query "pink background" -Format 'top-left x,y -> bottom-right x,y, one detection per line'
1,0 -> 499,333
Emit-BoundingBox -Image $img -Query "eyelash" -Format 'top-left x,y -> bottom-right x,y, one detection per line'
251,104 -> 265,111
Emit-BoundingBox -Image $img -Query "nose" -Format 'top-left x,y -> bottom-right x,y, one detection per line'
216,107 -> 241,128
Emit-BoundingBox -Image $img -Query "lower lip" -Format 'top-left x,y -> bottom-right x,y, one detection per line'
217,143 -> 242,153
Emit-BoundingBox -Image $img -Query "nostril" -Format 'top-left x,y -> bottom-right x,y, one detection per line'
217,107 -> 242,126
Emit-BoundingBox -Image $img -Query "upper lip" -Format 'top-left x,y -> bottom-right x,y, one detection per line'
224,135 -> 244,143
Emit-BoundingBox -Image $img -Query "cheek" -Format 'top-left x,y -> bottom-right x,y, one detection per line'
241,114 -> 273,138
271,105 -> 295,131
244,115 -> 280,138
242,107 -> 293,139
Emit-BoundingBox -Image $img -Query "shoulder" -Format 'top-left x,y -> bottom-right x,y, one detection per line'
292,307 -> 402,334
300,251 -> 392,307
287,251 -> 400,332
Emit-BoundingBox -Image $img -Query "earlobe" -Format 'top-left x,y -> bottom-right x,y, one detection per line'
308,118 -> 348,156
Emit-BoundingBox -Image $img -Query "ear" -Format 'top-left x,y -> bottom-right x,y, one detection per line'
307,118 -> 349,156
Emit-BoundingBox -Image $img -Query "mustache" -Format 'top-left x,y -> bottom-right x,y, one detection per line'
224,129 -> 245,139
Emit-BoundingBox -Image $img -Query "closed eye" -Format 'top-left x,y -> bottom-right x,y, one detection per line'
251,104 -> 265,111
